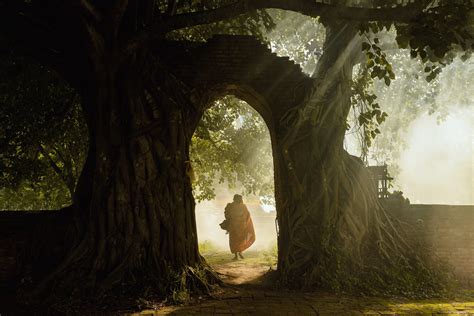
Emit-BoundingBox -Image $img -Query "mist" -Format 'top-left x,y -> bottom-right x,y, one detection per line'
397,108 -> 473,205
343,50 -> 473,205
192,97 -> 277,252
194,20 -> 474,252
377,56 -> 473,205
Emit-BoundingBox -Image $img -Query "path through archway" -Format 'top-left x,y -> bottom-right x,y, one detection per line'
190,95 -> 277,285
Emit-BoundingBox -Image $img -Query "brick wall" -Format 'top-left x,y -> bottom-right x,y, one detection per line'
391,204 -> 474,287
0,211 -> 64,290
158,35 -> 314,125
0,211 -> 41,289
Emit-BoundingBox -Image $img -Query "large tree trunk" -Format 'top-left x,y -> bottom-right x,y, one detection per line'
25,52 -> 217,302
275,20 -> 362,284
274,21 -> 445,294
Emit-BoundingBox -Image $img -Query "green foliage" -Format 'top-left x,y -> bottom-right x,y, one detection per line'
394,0 -> 473,82
198,240 -> 219,254
191,96 -> 274,202
366,50 -> 473,179
362,35 -> 396,87
0,178 -> 71,210
353,2 -> 473,164
351,65 -> 388,159
265,10 -> 325,75
0,54 -> 87,208
262,242 -> 278,266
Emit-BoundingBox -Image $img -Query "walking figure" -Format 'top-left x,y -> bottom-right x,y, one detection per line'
223,194 -> 256,260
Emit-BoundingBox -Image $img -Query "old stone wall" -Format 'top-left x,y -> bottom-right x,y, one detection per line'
158,35 -> 313,127
0,211 -> 64,291
0,212 -> 39,290
391,204 -> 474,287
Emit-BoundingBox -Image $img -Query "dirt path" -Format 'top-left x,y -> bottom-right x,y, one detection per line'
205,250 -> 274,285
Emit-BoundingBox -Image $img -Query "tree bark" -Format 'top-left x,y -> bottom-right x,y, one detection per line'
274,20 -> 358,283
26,49 -> 217,301
272,20 -> 445,294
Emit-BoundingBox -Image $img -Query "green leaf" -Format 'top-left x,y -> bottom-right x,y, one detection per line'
397,35 -> 409,49
419,49 -> 427,60
358,114 -> 368,125
426,72 -> 436,82
376,115 -> 385,125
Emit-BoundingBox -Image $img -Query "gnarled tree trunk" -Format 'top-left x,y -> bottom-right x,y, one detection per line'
274,21 -> 444,295
25,48 -> 217,302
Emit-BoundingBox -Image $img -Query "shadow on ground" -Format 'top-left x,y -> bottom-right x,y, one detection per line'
133,251 -> 474,315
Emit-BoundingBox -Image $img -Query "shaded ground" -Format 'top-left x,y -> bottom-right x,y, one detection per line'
1,251 -> 473,315
133,251 -> 474,315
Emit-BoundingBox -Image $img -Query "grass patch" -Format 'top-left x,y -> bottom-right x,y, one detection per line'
261,242 -> 277,266
198,240 -> 220,254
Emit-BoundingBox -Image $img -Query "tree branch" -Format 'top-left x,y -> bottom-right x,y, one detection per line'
38,144 -> 76,196
77,0 -> 101,23
108,0 -> 129,38
163,0 -> 421,31
123,0 -> 422,57
166,0 -> 178,16
38,144 -> 64,178
0,2 -> 96,87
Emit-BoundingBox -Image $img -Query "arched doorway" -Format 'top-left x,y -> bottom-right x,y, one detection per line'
191,95 -> 278,285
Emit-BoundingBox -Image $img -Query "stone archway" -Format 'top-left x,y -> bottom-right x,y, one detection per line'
158,35 -> 314,269
191,94 -> 276,284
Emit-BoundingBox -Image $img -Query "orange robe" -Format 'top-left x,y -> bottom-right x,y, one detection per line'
224,202 -> 256,253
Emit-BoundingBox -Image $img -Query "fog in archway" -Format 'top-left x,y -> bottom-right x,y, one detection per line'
191,97 -> 277,252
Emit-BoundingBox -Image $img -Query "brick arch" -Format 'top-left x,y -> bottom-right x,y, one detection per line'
159,35 -> 314,128
197,83 -> 274,134
159,35 -> 315,238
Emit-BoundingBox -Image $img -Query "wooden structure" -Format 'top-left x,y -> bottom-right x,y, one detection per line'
367,165 -> 393,199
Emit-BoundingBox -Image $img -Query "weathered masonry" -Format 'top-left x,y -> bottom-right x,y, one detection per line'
392,205 -> 474,287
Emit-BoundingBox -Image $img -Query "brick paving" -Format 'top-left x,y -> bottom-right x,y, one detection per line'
133,285 -> 474,315
130,251 -> 474,315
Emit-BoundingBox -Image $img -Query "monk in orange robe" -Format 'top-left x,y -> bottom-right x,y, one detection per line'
224,194 -> 256,260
